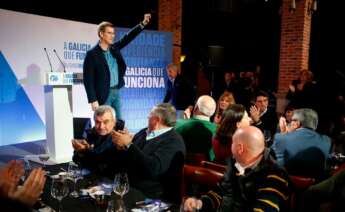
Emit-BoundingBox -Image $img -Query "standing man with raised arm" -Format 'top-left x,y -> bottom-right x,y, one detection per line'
83,14 -> 151,120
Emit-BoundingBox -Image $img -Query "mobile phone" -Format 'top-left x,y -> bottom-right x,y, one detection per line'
115,119 -> 125,131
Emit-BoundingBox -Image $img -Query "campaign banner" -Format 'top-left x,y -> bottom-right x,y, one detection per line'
0,9 -> 172,146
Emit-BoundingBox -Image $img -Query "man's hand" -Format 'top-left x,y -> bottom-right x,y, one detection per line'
183,106 -> 193,119
250,105 -> 260,123
91,101 -> 99,111
111,130 -> 133,150
8,168 -> 46,207
142,13 -> 151,26
72,139 -> 92,152
183,197 -> 202,211
289,84 -> 296,92
279,117 -> 288,133
0,160 -> 24,198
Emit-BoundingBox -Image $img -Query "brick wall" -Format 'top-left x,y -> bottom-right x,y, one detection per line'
158,0 -> 182,69
277,0 -> 313,114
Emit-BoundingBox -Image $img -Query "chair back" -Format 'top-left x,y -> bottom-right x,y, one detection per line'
289,175 -> 316,190
181,164 -> 224,198
185,153 -> 207,166
289,175 -> 316,211
201,161 -> 227,173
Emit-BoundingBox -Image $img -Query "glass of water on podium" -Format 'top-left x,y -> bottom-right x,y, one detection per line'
38,145 -> 50,173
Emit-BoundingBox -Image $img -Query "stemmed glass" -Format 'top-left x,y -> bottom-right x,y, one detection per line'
113,173 -> 129,212
38,145 -> 50,173
68,161 -> 82,198
51,175 -> 69,212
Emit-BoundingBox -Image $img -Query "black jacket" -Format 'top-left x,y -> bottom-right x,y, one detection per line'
201,149 -> 291,212
163,74 -> 196,110
83,24 -> 144,104
73,128 -> 186,201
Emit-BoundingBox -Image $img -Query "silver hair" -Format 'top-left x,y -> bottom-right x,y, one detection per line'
151,103 -> 177,127
94,105 -> 116,121
196,95 -> 216,117
292,108 -> 318,130
166,63 -> 178,71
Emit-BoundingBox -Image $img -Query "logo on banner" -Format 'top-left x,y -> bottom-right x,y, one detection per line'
49,74 -> 59,82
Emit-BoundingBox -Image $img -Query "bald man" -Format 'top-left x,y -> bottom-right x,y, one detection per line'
183,126 -> 291,212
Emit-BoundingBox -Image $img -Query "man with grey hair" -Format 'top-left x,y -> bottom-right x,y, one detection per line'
72,105 -> 118,175
163,63 -> 196,118
175,95 -> 217,160
272,108 -> 331,178
111,103 -> 185,201
82,103 -> 185,201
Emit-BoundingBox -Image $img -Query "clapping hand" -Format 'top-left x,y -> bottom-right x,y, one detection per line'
111,130 -> 133,150
8,168 -> 46,207
0,160 -> 46,207
0,160 -> 24,197
183,197 -> 202,211
250,105 -> 260,123
72,139 -> 93,152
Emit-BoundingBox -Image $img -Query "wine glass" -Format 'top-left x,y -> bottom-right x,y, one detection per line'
38,145 -> 50,173
113,173 -> 129,212
68,161 -> 82,198
51,175 -> 69,212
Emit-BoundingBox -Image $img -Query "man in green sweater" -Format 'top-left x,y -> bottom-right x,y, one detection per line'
175,95 -> 217,161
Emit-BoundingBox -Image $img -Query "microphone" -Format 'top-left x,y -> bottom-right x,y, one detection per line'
43,48 -> 53,72
53,49 -> 66,72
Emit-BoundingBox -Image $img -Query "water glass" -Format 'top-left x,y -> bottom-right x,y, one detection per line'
68,161 -> 82,197
51,175 -> 69,212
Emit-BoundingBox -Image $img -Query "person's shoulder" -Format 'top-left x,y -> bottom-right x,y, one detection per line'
175,118 -> 189,128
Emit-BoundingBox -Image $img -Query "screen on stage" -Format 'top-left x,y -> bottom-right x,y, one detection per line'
0,9 -> 172,146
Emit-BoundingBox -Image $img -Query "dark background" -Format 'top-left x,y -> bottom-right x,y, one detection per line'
1,0 -> 344,93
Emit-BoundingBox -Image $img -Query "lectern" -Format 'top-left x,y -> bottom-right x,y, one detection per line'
44,72 -> 82,163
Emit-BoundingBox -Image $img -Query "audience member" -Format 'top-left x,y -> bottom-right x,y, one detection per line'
212,104 -> 250,164
250,90 -> 278,146
303,169 -> 345,211
286,69 -> 319,112
277,105 -> 295,133
213,71 -> 238,101
272,108 -> 331,178
213,91 -> 236,124
73,104 -> 186,200
183,126 -> 291,212
163,63 -> 196,118
175,95 -> 216,160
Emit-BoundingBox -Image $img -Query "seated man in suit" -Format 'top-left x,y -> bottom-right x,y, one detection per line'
175,95 -> 217,160
183,126 -> 291,212
271,108 -> 331,178
72,104 -> 186,200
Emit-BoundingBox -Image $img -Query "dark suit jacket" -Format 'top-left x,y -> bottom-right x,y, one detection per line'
73,128 -> 186,201
272,128 -> 331,178
163,75 -> 195,110
83,24 -> 144,104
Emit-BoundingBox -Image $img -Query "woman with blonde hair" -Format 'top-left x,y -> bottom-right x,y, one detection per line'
213,91 -> 236,124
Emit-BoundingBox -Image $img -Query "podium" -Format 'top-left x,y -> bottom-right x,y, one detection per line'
44,72 -> 82,163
